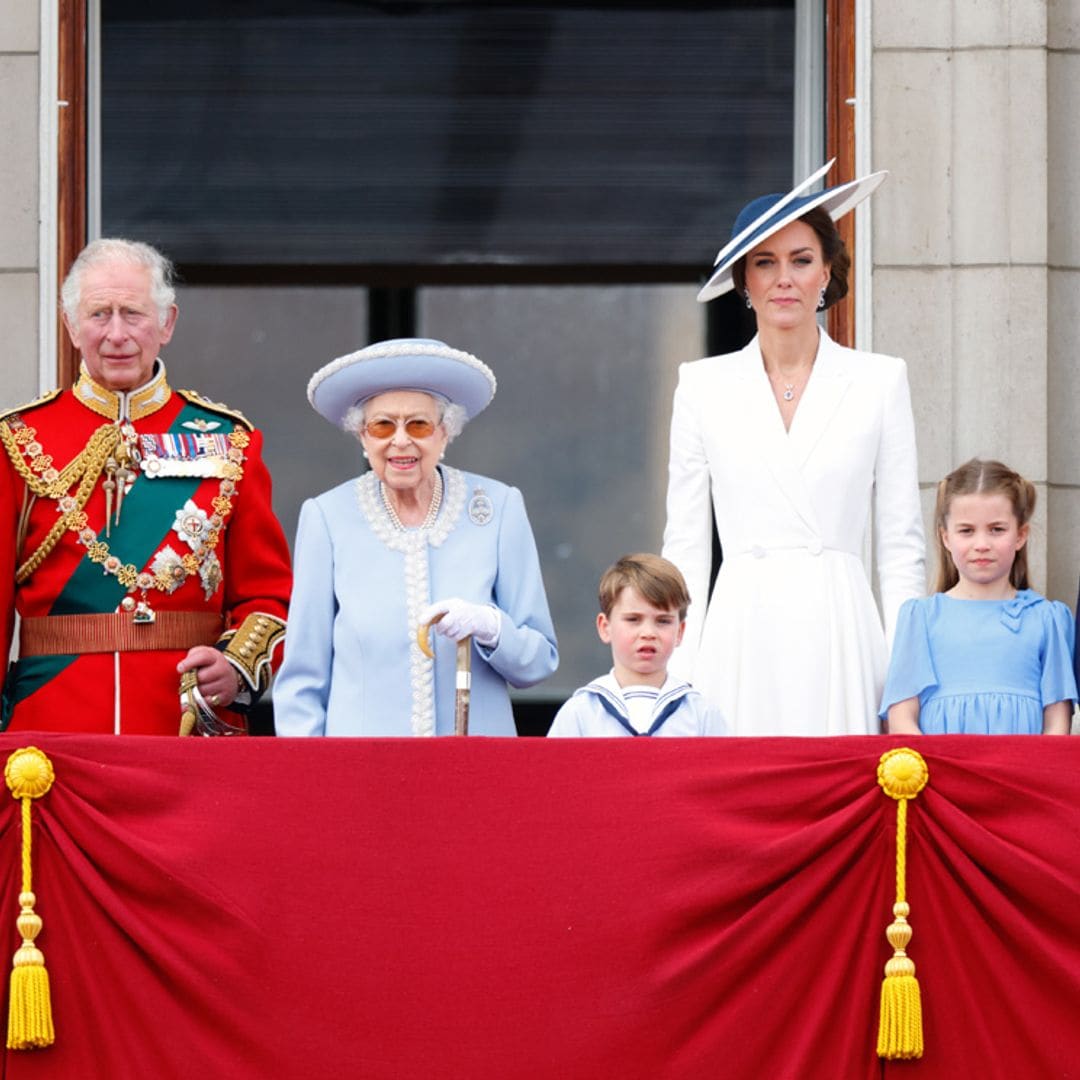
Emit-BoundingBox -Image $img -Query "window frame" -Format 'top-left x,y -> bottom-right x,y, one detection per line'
56,0 -> 858,385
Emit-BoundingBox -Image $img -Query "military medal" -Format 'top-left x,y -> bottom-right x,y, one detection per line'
139,432 -> 232,478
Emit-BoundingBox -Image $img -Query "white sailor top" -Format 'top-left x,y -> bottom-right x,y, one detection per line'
546,672 -> 727,737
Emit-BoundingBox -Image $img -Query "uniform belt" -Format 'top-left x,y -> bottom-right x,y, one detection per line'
19,612 -> 225,657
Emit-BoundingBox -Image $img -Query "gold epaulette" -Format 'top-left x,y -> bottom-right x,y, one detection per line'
176,388 -> 255,431
0,389 -> 63,426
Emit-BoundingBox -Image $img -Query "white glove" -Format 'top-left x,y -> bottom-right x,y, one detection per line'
419,598 -> 501,647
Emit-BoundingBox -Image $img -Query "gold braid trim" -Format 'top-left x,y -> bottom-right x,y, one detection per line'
4,422 -> 120,584
15,488 -> 35,559
0,419 -> 119,500
0,389 -> 62,425
221,612 -> 287,692
176,389 -> 254,432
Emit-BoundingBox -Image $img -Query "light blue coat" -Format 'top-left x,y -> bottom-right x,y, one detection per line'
273,466 -> 558,736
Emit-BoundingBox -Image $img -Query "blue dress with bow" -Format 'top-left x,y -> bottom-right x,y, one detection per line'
879,590 -> 1077,733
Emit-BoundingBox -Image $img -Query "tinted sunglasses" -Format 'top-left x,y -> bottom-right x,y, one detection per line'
364,417 -> 438,440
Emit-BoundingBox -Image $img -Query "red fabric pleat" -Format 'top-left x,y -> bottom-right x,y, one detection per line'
0,734 -> 1074,1080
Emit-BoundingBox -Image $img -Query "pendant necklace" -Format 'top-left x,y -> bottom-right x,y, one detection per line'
770,361 -> 812,403
771,371 -> 805,402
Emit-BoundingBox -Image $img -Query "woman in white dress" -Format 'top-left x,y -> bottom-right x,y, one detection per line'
662,163 -> 925,735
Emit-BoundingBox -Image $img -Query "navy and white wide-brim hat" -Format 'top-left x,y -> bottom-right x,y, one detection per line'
697,159 -> 888,303
307,338 -> 498,428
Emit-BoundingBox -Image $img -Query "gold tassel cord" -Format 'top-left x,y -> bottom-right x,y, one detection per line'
4,747 -> 56,1050
876,747 -> 929,1061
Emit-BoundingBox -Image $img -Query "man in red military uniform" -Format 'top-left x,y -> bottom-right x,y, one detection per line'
0,238 -> 291,735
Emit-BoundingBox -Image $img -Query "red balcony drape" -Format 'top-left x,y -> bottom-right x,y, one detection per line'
0,734 -> 1075,1080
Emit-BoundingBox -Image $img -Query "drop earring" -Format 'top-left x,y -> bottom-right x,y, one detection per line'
744,289 -> 753,310
818,287 -> 827,310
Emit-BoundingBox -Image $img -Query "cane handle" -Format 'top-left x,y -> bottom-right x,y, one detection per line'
416,611 -> 444,659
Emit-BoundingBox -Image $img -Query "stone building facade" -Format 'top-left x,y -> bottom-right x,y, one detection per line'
1,0 -> 1077,605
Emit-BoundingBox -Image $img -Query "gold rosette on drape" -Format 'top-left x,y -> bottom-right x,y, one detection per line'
4,747 -> 56,1049
876,747 -> 929,1060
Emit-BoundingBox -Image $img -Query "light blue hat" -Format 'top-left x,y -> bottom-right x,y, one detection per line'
697,159 -> 887,303
308,338 -> 497,427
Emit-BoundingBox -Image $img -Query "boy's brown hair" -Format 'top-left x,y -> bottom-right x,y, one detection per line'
598,553 -> 690,620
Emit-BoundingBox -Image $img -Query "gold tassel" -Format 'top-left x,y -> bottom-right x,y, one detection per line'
875,748 -> 928,1060
4,747 -> 56,1049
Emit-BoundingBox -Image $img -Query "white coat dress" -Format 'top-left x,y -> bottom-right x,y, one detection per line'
662,330 -> 925,736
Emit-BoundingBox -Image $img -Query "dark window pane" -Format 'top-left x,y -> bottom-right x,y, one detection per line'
102,1 -> 795,272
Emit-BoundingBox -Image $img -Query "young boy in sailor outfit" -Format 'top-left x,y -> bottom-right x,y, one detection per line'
547,554 -> 725,737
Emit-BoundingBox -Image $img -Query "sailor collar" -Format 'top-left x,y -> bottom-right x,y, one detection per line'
74,360 -> 172,422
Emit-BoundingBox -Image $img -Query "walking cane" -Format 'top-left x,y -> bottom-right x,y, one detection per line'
417,614 -> 471,735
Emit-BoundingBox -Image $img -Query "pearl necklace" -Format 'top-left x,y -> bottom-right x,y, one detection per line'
381,470 -> 443,531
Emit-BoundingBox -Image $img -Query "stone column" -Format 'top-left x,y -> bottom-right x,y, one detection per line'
1048,0 -> 1080,605
870,1 -> 1076,601
0,0 -> 41,410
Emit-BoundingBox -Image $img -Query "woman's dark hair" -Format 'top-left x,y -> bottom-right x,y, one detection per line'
731,205 -> 851,310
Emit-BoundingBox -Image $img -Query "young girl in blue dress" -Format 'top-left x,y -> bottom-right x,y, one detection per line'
882,459 -> 1076,735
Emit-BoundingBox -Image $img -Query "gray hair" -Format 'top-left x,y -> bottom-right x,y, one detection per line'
342,396 -> 468,443
60,238 -> 177,328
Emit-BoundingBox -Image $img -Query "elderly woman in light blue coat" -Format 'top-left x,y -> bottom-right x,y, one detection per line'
273,338 -> 558,737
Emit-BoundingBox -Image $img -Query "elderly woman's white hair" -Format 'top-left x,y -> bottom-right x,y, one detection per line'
342,395 -> 468,443
61,238 -> 177,327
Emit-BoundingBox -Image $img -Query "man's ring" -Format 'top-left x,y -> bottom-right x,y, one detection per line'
210,693 -> 220,707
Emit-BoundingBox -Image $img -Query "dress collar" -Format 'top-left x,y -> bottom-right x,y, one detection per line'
588,672 -> 690,709
73,360 -> 172,422
356,464 -> 467,553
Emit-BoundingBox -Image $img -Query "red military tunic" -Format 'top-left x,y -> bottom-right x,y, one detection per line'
0,363 -> 291,734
